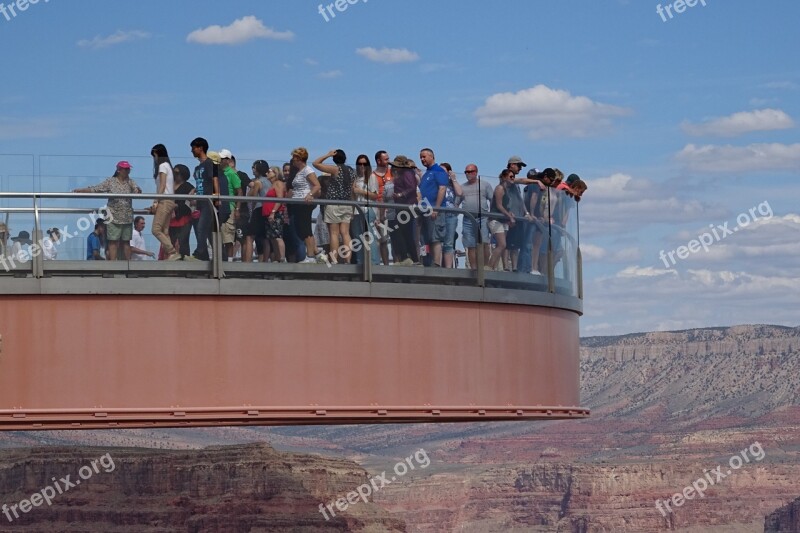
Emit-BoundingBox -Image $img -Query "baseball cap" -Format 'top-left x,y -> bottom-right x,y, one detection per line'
219,149 -> 233,160
507,156 -> 526,168
116,161 -> 132,169
566,173 -> 580,185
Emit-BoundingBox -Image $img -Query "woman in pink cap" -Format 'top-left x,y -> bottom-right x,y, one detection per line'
73,161 -> 141,260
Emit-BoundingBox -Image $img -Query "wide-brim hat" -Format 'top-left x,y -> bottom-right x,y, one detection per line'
507,155 -> 526,168
207,151 -> 221,165
11,231 -> 31,244
390,155 -> 416,169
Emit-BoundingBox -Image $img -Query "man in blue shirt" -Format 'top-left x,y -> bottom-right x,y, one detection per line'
418,148 -> 449,267
87,222 -> 105,260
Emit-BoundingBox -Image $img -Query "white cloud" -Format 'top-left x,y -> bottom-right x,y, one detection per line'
666,214 -> 800,275
77,30 -> 149,49
474,85 -> 631,139
617,266 -> 676,278
583,266 -> 800,336
305,58 -> 319,66
355,47 -> 419,64
0,117 -> 60,140
577,172 -> 721,237
682,109 -> 794,137
760,81 -> 799,90
581,244 -> 607,261
581,244 -> 641,263
317,70 -> 343,79
613,247 -> 642,262
187,16 -> 293,45
676,143 -> 800,173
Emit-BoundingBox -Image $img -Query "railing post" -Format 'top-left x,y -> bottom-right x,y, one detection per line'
356,205 -> 372,283
576,246 -> 583,300
471,213 -> 485,287
210,198 -> 223,279
547,240 -> 555,294
32,193 -> 43,278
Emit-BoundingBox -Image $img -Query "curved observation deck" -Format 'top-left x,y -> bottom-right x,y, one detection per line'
0,183 -> 587,430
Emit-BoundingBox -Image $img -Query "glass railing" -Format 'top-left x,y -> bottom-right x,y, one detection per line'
0,161 -> 582,298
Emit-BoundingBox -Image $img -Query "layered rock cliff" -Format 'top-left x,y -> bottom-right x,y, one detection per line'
0,444 -> 405,532
765,497 -> 800,532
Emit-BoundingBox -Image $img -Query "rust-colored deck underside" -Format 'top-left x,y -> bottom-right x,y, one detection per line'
0,295 -> 586,430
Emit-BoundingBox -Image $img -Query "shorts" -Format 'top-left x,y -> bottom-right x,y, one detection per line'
265,210 -> 285,240
442,212 -> 459,254
221,218 -> 236,245
376,212 -> 391,243
420,212 -> 446,245
487,219 -> 508,235
323,204 -> 353,224
506,222 -> 524,250
246,209 -> 267,239
462,217 -> 489,248
107,222 -> 132,241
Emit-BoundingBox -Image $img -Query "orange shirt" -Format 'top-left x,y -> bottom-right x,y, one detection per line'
372,168 -> 392,200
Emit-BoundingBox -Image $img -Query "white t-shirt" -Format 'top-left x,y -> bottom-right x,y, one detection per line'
291,166 -> 314,199
158,162 -> 175,195
42,239 -> 57,260
130,229 -> 148,260
354,173 -> 379,215
10,241 -> 24,261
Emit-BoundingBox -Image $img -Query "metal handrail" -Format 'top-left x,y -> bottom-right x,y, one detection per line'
0,191 -> 581,297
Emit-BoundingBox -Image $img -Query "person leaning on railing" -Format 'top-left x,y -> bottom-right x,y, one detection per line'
73,161 -> 141,261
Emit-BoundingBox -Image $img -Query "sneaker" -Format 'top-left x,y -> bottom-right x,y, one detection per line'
531,269 -> 542,276
279,258 -> 288,263
167,253 -> 182,261
400,258 -> 414,266
301,256 -> 317,263
315,252 -> 329,264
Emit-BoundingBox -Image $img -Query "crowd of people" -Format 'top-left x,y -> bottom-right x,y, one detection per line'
1,139 -> 588,273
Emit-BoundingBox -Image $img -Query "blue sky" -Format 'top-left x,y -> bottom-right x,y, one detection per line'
1,0 -> 798,335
